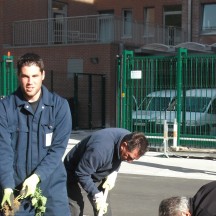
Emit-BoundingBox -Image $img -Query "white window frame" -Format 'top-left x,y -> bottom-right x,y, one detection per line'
144,7 -> 155,37
122,9 -> 132,38
48,0 -> 68,44
202,4 -> 216,35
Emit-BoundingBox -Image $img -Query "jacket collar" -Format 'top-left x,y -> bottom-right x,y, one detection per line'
14,85 -> 54,107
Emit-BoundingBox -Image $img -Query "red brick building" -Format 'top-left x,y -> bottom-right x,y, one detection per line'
1,0 -> 216,129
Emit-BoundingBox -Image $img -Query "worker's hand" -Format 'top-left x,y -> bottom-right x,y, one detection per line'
102,171 -> 118,191
1,188 -> 14,208
21,174 -> 40,198
93,192 -> 108,214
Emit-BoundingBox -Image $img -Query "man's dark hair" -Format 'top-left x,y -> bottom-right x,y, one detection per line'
17,53 -> 44,75
122,132 -> 149,156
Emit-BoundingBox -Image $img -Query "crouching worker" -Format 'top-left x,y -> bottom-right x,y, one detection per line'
159,180 -> 216,216
64,128 -> 149,216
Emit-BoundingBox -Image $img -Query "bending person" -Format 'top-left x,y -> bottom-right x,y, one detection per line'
64,128 -> 149,216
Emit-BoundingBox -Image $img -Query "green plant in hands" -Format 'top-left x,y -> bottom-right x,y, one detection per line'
31,187 -> 47,216
1,187 -> 47,216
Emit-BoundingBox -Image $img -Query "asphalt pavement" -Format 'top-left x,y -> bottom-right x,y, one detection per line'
65,130 -> 216,216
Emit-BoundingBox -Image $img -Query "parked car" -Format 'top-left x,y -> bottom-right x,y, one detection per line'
153,88 -> 216,135
132,89 -> 177,132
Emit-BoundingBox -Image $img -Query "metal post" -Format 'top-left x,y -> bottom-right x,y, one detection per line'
163,120 -> 169,158
101,75 -> 106,128
50,70 -> 54,92
88,75 -> 92,129
74,73 -> 79,129
177,48 -> 187,146
121,50 -> 133,129
173,118 -> 178,148
1,54 -> 17,96
116,54 -> 123,127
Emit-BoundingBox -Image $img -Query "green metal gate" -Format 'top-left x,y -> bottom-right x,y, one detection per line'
117,48 -> 216,149
0,54 -> 18,97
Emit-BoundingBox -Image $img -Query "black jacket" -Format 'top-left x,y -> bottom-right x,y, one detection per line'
190,181 -> 216,216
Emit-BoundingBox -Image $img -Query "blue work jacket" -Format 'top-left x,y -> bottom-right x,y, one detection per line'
0,85 -> 72,215
64,128 -> 131,197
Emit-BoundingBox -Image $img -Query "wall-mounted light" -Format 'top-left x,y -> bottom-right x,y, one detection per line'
90,57 -> 99,64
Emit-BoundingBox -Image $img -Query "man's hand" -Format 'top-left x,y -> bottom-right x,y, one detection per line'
1,188 -> 14,208
93,192 -> 108,214
21,174 -> 40,198
102,171 -> 118,191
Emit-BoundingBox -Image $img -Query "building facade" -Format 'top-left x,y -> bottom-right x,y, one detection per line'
0,0 -> 216,129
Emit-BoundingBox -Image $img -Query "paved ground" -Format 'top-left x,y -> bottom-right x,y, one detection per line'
65,130 -> 216,216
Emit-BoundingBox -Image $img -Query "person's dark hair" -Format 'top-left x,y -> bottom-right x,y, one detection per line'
159,196 -> 189,216
122,132 -> 149,156
17,53 -> 44,75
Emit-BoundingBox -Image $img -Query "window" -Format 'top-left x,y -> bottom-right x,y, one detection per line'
202,4 -> 216,34
122,9 -> 132,37
163,5 -> 182,27
210,99 -> 216,114
163,5 -> 182,45
185,97 -> 210,112
144,7 -> 155,37
99,10 -> 114,42
48,0 -> 68,44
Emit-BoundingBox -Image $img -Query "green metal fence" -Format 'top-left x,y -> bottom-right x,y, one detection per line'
117,48 -> 216,149
0,54 -> 18,97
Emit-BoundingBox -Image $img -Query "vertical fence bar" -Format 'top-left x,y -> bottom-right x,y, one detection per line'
122,50 -> 134,129
88,75 -> 92,129
1,54 -> 16,96
116,55 -> 122,127
50,70 -> 54,92
74,73 -> 79,129
101,75 -> 106,128
176,48 -> 187,146
1,58 -> 7,96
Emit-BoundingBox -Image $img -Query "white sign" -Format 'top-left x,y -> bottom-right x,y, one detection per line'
131,70 -> 142,79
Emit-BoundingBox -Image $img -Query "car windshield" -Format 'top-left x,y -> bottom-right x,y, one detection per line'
167,97 -> 211,112
138,97 -> 171,111
185,97 -> 211,112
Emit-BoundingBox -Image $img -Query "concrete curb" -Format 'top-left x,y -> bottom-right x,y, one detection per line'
149,146 -> 216,159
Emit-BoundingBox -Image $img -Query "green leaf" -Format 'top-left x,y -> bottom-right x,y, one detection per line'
30,187 -> 47,216
31,197 -> 38,206
41,197 -> 47,206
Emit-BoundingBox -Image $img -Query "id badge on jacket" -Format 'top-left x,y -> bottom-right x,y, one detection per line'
46,132 -> 53,146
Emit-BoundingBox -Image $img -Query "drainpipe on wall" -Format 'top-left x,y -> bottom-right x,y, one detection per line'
188,0 -> 192,42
